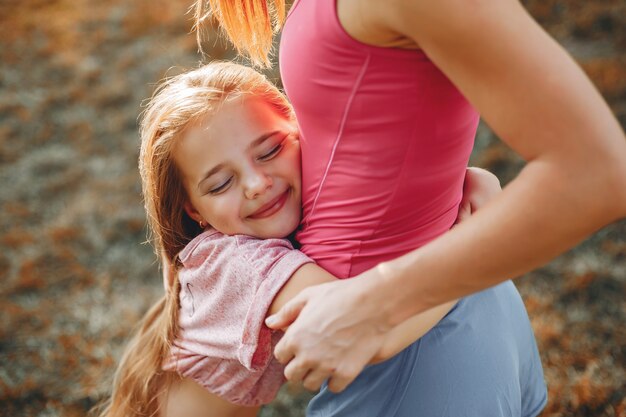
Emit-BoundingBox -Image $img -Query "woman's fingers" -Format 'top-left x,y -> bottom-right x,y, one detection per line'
273,333 -> 297,365
302,366 -> 335,391
270,290 -> 314,364
283,350 -> 361,392
284,356 -> 312,384
265,292 -> 308,331
327,365 -> 359,393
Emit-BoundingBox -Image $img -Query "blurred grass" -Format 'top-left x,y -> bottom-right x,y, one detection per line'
0,1 -> 624,416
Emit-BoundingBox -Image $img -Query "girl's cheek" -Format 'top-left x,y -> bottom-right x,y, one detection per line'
206,197 -> 238,225
284,145 -> 302,172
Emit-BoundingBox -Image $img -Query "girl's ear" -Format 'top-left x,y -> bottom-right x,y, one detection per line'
183,201 -> 204,224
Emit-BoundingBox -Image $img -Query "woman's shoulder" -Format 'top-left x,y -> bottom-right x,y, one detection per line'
338,0 -> 422,50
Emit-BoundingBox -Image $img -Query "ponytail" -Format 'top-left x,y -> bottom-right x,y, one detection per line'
92,275 -> 182,417
194,0 -> 286,67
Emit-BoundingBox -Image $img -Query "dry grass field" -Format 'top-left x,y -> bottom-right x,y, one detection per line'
0,1 -> 624,416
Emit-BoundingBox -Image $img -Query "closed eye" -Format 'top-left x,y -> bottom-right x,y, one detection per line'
258,143 -> 283,161
207,177 -> 233,195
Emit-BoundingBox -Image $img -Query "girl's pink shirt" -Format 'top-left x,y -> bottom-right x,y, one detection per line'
163,229 -> 312,406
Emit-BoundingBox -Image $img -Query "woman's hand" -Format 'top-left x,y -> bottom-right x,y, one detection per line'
266,272 -> 392,393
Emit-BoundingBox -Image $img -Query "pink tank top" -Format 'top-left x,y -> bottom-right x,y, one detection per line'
280,0 -> 479,278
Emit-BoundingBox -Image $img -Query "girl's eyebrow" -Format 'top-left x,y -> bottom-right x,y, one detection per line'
248,130 -> 281,149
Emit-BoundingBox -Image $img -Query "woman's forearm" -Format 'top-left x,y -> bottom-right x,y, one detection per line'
374,0 -> 626,326
377,158 -> 626,326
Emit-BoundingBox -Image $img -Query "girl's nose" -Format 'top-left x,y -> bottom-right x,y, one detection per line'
243,169 -> 273,200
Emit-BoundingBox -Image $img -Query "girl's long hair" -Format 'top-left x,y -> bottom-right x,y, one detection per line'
93,61 -> 292,417
194,0 -> 286,67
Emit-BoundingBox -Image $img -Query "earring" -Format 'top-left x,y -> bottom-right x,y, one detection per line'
198,220 -> 206,229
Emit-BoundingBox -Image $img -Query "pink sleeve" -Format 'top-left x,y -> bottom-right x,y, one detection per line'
237,236 -> 314,370
171,233 -> 313,371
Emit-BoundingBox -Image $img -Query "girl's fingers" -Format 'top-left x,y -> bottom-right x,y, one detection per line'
455,201 -> 472,225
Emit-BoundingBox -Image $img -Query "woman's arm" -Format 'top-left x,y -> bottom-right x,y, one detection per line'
268,0 -> 626,393
377,0 -> 626,325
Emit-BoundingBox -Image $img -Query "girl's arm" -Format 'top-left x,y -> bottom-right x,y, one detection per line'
161,375 -> 259,417
268,0 -> 626,393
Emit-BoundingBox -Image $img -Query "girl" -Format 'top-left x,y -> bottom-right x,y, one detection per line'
95,61 -> 501,417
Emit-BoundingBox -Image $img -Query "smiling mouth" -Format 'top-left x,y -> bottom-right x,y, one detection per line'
248,190 -> 290,219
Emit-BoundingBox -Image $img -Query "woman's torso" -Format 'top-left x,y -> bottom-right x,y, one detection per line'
279,2 -> 547,416
280,0 -> 479,278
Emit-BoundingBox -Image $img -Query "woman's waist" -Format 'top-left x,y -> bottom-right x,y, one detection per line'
297,203 -> 459,278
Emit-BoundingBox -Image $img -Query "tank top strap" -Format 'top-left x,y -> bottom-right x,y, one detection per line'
286,0 -> 423,58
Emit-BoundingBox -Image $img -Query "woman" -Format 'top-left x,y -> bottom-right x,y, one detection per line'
195,0 -> 626,415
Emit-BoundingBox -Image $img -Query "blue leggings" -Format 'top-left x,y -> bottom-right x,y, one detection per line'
307,281 -> 547,417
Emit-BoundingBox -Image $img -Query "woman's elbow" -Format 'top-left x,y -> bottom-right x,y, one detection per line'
606,162 -> 626,219
562,129 -> 626,216
594,131 -> 626,215
598,126 -> 626,218
585,149 -> 626,221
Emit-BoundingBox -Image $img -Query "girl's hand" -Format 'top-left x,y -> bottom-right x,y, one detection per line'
455,167 -> 502,224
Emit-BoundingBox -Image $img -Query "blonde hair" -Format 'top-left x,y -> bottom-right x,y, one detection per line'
93,61 -> 293,417
194,0 -> 286,67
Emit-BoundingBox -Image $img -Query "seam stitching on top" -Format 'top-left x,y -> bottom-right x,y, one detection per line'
349,88 -> 425,272
307,53 -> 371,224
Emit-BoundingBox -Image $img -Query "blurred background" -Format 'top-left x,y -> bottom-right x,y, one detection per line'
0,1 -> 624,416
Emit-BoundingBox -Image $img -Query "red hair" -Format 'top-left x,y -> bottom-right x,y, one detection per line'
194,0 -> 286,67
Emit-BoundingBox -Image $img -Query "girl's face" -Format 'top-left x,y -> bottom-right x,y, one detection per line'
173,96 -> 302,239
